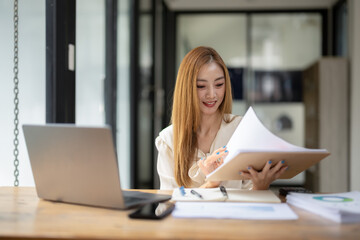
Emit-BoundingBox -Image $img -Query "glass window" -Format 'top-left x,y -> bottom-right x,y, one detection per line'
77,0 -> 132,188
249,14 -> 322,103
117,0 -> 131,188
177,14 -> 247,68
77,0 -> 132,189
250,14 -> 321,70
0,0 -> 132,188
0,0 -> 45,186
76,0 -> 106,125
177,14 -> 248,114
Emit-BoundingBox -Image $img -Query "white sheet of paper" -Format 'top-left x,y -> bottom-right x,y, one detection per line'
224,107 -> 323,164
207,107 -> 327,180
172,202 -> 298,220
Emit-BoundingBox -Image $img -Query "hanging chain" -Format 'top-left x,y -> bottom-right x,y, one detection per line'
13,0 -> 20,187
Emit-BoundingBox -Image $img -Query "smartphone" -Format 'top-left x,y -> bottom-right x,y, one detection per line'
128,202 -> 175,220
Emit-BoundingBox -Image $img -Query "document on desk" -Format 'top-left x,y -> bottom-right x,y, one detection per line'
172,202 -> 298,220
287,191 -> 360,223
172,188 -> 281,203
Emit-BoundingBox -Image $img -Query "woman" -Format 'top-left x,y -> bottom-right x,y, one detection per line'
156,46 -> 287,190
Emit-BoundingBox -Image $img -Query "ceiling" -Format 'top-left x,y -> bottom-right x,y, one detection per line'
164,0 -> 339,11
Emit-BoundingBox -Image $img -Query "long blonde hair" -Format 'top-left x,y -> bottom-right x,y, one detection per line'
171,46 -> 232,187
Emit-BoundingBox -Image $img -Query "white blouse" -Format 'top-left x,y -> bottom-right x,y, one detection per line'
155,114 -> 253,190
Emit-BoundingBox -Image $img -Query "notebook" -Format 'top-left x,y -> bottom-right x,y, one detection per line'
172,187 -> 281,203
22,124 -> 171,210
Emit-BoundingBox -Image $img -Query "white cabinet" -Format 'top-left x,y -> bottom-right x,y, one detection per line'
303,58 -> 348,192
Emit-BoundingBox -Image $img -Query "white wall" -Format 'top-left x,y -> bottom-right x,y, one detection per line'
349,0 -> 360,191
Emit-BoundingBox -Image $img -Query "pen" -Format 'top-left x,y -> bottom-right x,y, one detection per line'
190,189 -> 203,199
220,186 -> 228,199
179,186 -> 186,196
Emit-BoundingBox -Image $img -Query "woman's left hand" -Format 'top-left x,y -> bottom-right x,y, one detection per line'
240,160 -> 288,190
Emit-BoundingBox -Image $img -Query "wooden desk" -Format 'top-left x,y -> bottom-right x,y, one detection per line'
0,187 -> 359,240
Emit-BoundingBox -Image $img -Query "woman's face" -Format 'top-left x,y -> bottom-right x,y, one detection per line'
196,62 -> 225,117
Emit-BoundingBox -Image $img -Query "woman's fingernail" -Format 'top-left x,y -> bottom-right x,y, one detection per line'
281,160 -> 285,164
216,152 -> 219,155
223,145 -> 226,148
239,171 -> 242,175
286,166 -> 289,170
225,150 -> 228,153
247,166 -> 251,170
268,160 -> 272,164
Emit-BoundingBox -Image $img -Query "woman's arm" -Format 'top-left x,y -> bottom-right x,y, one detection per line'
155,136 -> 178,190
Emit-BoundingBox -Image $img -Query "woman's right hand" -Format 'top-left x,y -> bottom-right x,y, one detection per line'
197,146 -> 228,176
197,146 -> 228,188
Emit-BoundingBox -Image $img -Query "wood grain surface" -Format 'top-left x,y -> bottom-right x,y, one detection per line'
0,187 -> 359,240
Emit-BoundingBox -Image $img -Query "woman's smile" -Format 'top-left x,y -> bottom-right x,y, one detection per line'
203,100 -> 217,108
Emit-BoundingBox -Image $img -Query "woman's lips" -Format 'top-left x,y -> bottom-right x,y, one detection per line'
203,101 -> 216,108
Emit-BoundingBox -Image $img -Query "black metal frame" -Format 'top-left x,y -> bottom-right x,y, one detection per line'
162,3 -> 176,127
130,0 -> 157,189
332,0 -> 348,56
152,0 -> 166,188
105,0 -> 118,145
150,0 -> 156,188
46,0 -> 76,123
130,0 -> 140,188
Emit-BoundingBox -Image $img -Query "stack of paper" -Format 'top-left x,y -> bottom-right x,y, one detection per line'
172,188 -> 281,203
206,107 -> 329,181
286,191 -> 360,223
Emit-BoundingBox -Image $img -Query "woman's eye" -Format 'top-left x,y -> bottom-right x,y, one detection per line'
216,83 -> 224,87
197,85 -> 205,89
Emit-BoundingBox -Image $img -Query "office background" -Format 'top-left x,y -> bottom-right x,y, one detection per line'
0,0 -> 359,192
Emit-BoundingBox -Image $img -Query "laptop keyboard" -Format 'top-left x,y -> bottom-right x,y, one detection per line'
124,196 -> 145,203
122,190 -> 171,207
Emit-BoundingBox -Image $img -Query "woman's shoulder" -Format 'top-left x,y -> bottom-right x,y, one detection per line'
156,125 -> 174,149
224,113 -> 242,128
212,114 -> 242,148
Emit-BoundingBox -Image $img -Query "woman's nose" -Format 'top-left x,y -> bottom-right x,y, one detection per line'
206,86 -> 216,98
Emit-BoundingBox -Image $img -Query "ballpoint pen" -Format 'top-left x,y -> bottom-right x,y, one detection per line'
220,186 -> 228,199
179,186 -> 186,196
190,189 -> 203,199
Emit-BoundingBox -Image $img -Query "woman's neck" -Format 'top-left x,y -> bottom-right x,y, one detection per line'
197,112 -> 223,154
198,112 -> 222,135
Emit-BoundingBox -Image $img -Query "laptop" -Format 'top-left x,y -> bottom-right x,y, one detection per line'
22,124 -> 171,209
